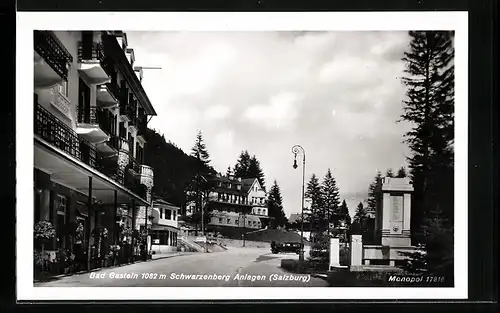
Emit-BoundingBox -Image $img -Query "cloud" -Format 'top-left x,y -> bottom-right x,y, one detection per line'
205,104 -> 230,120
127,31 -> 412,217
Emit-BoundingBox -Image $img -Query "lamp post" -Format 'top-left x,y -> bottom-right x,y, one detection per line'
291,145 -> 306,262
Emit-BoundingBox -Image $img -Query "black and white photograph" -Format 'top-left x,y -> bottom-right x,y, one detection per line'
17,12 -> 468,300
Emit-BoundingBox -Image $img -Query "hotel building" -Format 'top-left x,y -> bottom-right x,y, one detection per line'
33,31 -> 156,264
186,174 -> 271,238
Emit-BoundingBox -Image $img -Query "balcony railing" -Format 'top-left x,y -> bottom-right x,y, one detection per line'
35,102 -> 97,168
108,135 -> 129,151
106,81 -> 120,101
128,156 -> 141,175
34,31 -> 73,81
77,106 -> 98,124
78,42 -> 105,64
97,156 -> 125,185
97,109 -> 114,135
35,100 -> 151,201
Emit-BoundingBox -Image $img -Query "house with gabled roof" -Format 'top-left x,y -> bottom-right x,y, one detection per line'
186,173 -> 271,238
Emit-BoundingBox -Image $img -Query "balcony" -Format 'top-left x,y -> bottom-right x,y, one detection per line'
75,106 -> 110,144
140,165 -> 154,179
127,156 -> 142,176
34,102 -> 97,168
77,41 -> 110,85
34,101 -> 150,205
108,135 -> 129,152
96,84 -> 118,108
34,31 -> 73,88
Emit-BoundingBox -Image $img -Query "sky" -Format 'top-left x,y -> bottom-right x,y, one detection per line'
125,31 -> 412,218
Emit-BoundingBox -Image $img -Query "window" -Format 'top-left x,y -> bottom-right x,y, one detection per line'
173,210 -> 177,221
262,209 -> 266,215
257,208 -> 261,215
252,221 -> 256,226
217,182 -> 222,187
227,183 -> 232,188
227,219 -> 231,224
172,232 -> 177,246
160,208 -> 164,219
219,218 -> 223,224
165,209 -> 172,220
119,122 -> 126,138
235,219 -> 238,225
58,80 -> 69,97
236,184 -> 241,190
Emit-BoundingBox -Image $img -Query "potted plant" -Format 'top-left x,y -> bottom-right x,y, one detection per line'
34,221 -> 56,274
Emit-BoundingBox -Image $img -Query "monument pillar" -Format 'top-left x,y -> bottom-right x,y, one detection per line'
329,238 -> 340,269
350,235 -> 363,266
380,177 -> 413,247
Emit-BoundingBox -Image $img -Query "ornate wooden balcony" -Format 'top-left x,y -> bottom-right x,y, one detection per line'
34,31 -> 73,88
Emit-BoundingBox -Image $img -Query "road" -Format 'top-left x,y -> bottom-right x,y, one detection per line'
35,246 -> 327,287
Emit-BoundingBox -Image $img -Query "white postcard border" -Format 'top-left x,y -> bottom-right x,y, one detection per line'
17,11 -> 468,300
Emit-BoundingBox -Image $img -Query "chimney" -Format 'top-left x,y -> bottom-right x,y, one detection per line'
134,67 -> 143,82
125,48 -> 135,68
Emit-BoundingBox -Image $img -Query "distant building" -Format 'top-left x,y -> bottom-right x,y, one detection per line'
186,174 -> 271,238
147,198 -> 180,254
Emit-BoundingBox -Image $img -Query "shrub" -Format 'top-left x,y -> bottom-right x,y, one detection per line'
34,221 -> 56,241
280,259 -> 309,274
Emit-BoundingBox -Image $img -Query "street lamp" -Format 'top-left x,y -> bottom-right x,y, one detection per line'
291,144 -> 306,262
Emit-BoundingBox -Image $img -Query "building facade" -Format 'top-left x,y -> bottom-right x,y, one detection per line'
186,174 -> 270,238
33,31 -> 156,267
148,199 -> 180,254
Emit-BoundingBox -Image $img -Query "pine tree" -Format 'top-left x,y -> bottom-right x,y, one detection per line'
234,150 -> 251,177
188,130 -> 215,234
321,169 -> 341,229
339,200 -> 351,227
366,171 -> 382,216
305,174 -> 326,241
397,166 -> 407,178
386,168 -> 394,178
190,130 -> 210,166
267,180 -> 288,228
234,151 -> 266,188
248,155 -> 266,188
352,202 -> 368,235
399,31 -> 455,276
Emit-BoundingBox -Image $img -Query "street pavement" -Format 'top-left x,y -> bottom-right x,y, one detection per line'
34,246 -> 327,287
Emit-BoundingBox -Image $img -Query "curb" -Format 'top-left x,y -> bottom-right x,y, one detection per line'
34,252 -> 194,283
311,273 -> 329,280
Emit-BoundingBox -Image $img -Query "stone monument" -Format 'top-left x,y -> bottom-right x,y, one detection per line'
329,237 -> 340,269
379,177 -> 413,247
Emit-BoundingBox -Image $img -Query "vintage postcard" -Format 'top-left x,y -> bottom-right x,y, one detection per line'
16,11 -> 468,300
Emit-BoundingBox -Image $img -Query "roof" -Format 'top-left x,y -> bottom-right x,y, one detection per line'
288,213 -> 302,224
211,174 -> 260,196
244,228 -> 310,244
153,198 -> 180,210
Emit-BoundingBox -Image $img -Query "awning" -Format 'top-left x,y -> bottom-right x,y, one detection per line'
150,224 -> 179,232
35,136 -> 148,206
